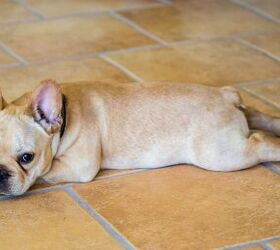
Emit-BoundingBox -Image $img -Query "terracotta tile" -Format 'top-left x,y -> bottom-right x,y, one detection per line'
74,166 -> 280,249
0,0 -> 35,23
0,191 -> 122,249
242,32 -> 280,57
108,40 -> 280,85
0,58 -> 130,101
119,0 -> 279,42
243,0 -> 280,19
0,51 -> 16,65
0,15 -> 154,62
239,89 -> 280,116
243,81 -> 280,108
269,240 -> 280,249
26,0 -> 158,17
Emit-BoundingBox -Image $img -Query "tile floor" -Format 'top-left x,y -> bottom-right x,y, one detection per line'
0,0 -> 279,249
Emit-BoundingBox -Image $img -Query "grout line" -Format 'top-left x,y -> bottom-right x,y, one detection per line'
229,0 -> 280,24
100,55 -> 144,82
0,17 -> 37,25
266,243 -> 278,250
222,236 -> 280,249
94,169 -> 147,181
112,2 -> 165,12
64,187 -> 136,250
101,43 -> 164,56
235,37 -> 280,63
0,41 -> 28,65
12,0 -> 45,20
259,242 -> 274,250
0,169 -> 149,201
0,43 -> 164,69
109,11 -> 169,46
157,0 -> 172,5
262,162 -> 280,176
238,86 -> 280,111
0,183 -> 71,201
235,77 -> 280,88
0,63 -> 21,69
0,2 -> 166,25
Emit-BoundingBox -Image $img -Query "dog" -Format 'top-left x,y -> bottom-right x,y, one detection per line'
0,79 -> 279,196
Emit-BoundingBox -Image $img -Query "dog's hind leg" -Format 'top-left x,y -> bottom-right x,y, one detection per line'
195,131 -> 280,172
242,106 -> 280,136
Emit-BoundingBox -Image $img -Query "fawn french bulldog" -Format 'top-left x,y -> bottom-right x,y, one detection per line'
0,79 -> 280,196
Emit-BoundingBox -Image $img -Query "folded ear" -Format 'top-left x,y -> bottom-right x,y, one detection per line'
31,79 -> 63,134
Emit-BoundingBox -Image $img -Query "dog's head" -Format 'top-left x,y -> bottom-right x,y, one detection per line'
0,80 -> 63,196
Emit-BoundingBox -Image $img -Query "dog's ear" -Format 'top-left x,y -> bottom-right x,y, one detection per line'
31,79 -> 63,134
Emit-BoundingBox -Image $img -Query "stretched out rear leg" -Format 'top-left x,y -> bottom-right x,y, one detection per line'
196,131 -> 280,172
242,106 -> 280,136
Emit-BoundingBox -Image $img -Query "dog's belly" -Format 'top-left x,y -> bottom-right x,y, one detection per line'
98,83 -> 248,170
101,136 -> 191,169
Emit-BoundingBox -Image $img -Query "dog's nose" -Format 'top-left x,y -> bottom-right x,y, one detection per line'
0,166 -> 11,183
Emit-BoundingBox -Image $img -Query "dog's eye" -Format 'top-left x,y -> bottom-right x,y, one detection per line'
18,153 -> 34,165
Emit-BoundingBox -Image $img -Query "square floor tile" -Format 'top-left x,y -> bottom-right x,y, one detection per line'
0,0 -> 36,23
25,0 -> 158,17
0,191 -> 122,250
0,51 -> 16,65
107,40 -> 280,85
119,0 -> 279,42
243,81 -> 280,108
0,15 -> 155,62
74,165 -> 280,249
0,58 -> 131,101
242,32 -> 280,57
243,0 -> 280,19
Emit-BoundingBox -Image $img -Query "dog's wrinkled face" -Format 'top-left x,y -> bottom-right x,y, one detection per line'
0,80 -> 62,196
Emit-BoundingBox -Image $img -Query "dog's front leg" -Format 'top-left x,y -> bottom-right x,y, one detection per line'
41,146 -> 101,184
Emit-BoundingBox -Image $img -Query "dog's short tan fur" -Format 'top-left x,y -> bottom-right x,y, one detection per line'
1,80 -> 280,196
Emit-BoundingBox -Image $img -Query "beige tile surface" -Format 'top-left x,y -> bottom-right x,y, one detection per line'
0,58 -> 131,101
108,40 -> 280,85
0,191 -> 122,250
74,166 -> 280,249
0,0 -> 35,23
242,32 -> 280,57
243,0 -> 280,19
243,81 -> 280,108
0,51 -> 16,65
0,15 -> 154,62
119,0 -> 279,42
26,0 -> 158,17
239,89 -> 280,116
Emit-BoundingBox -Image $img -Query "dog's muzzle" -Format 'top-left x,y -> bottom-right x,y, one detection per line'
0,165 -> 12,194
